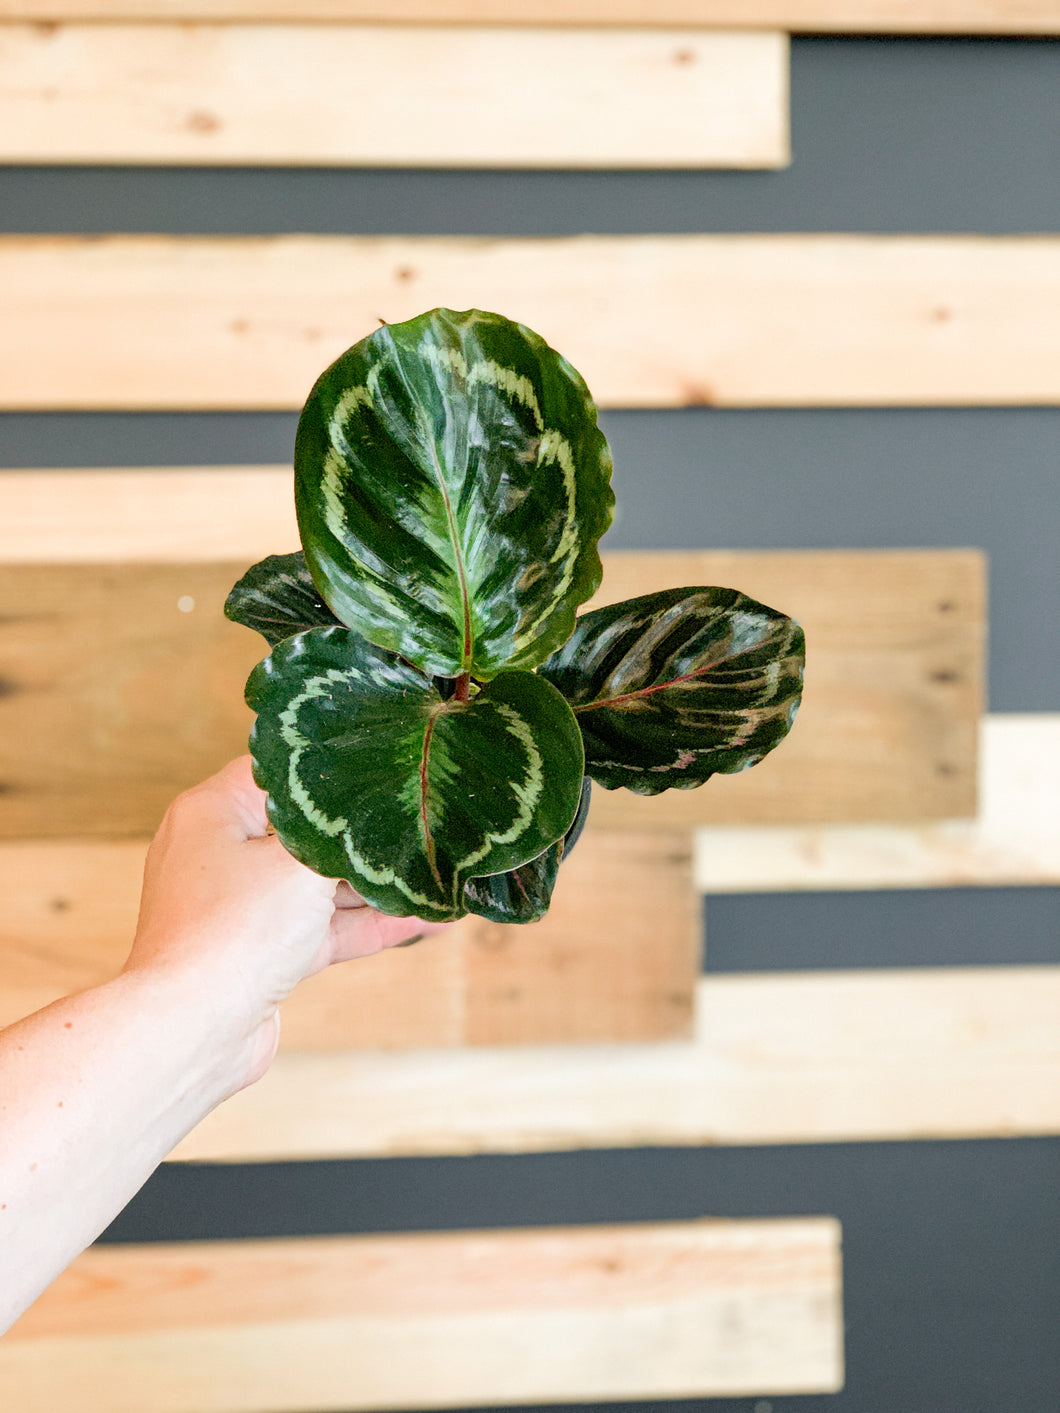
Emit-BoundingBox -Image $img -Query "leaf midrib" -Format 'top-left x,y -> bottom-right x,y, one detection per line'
426,439 -> 473,673
572,653 -> 746,715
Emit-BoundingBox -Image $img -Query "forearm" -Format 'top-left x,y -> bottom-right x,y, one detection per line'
0,967 -> 252,1333
0,758 -> 438,1334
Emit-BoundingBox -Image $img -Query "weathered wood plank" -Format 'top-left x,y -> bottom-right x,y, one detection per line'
0,562 -> 265,836
175,966 -> 1060,1161
2,1220 -> 844,1409
0,25 -> 787,168
2,235 -> 1056,409
696,713 -> 1060,891
0,547 -> 984,832
0,827 -> 699,1046
0,1 -> 1054,35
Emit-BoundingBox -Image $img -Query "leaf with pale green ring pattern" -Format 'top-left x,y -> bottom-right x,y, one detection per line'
225,551 -> 342,647
540,587 -> 804,795
462,776 -> 592,925
294,307 -> 614,680
247,626 -> 586,921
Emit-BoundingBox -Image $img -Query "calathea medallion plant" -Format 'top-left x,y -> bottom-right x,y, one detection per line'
225,307 -> 804,925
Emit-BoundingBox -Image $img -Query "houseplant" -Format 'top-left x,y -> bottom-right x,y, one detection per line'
225,307 -> 804,925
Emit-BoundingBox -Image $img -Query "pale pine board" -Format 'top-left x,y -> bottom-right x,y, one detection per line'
0,25 -> 787,168
176,967 -> 1060,1161
0,537 -> 984,830
2,1220 -> 844,1409
0,466 -> 301,564
696,713 -> 1060,891
2,234 -> 1057,409
0,828 -> 699,1047
0,1 -> 1054,33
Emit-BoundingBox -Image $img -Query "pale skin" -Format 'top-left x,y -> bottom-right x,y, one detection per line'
0,756 -> 448,1333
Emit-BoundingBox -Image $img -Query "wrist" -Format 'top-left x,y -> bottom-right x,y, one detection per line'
114,958 -> 268,1107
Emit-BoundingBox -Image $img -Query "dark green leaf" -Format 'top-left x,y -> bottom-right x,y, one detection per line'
463,776 -> 592,925
294,307 -> 614,680
225,551 -> 342,647
247,627 -> 586,922
540,587 -> 804,795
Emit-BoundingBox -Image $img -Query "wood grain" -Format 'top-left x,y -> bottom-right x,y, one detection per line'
2,1220 -> 844,1408
0,827 -> 700,1047
0,25 -> 788,168
0,562 -> 265,836
696,713 -> 1060,891
2,234 -> 1056,409
176,966 -> 1060,1161
0,1 -> 1054,34
0,547 -> 984,834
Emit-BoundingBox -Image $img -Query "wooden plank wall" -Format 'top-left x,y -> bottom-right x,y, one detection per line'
2,234 -> 1057,408
174,966 -> 1060,1160
1,6 -> 1057,1410
0,26 -> 789,167
0,500 -> 987,833
0,1 -> 1056,33
1,1220 -> 844,1409
0,827 -> 701,1048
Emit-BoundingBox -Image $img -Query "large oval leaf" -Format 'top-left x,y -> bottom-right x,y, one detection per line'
247,627 -> 585,921
294,307 -> 614,681
225,551 -> 342,647
462,777 -> 592,925
540,587 -> 804,795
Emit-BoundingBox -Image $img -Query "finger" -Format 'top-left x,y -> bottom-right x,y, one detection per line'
327,907 -> 454,963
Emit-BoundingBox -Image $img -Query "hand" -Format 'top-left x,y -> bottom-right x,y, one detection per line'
125,756 -> 450,1087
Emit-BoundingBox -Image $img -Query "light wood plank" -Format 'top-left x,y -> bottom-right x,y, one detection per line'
2,234 -> 1057,409
0,466 -> 300,563
0,25 -> 787,168
0,828 -> 700,1047
0,543 -> 984,831
0,1 -> 1055,35
176,966 -> 1060,1161
2,1220 -> 844,1409
696,713 -> 1060,891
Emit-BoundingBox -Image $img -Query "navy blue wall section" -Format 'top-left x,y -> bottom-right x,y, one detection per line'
3,37 -> 1057,1413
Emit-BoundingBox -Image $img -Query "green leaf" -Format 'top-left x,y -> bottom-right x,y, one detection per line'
225,551 -> 342,647
294,307 -> 614,680
247,626 -> 586,922
463,777 -> 592,925
540,587 -> 804,795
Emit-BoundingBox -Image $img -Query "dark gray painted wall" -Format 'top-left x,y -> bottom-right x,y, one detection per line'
106,1138 -> 1060,1413
2,39 -> 1058,234
2,37 -> 1057,1413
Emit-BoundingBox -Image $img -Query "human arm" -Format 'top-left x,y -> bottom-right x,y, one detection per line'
0,757 -> 444,1332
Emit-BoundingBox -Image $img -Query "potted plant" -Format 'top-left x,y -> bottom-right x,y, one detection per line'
225,307 -> 804,925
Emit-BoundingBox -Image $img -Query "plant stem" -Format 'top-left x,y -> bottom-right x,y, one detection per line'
454,672 -> 471,703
